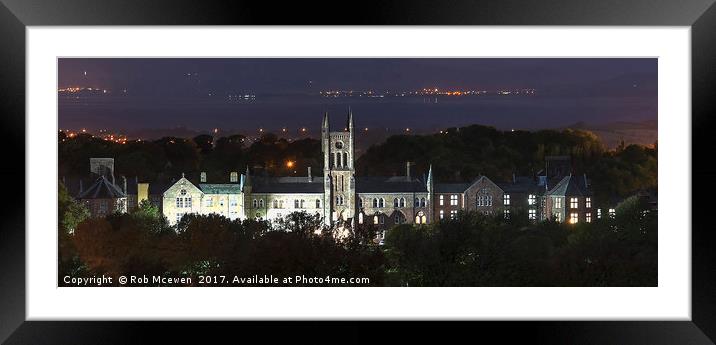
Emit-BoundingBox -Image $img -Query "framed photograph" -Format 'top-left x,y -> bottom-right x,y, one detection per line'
2,0 -> 715,343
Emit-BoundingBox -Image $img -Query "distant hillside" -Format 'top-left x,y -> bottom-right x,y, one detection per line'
563,120 -> 657,149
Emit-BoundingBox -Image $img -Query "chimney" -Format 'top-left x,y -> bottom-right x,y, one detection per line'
230,171 -> 238,183
406,162 -> 411,181
200,171 -> 207,183
308,166 -> 312,182
121,175 -> 127,194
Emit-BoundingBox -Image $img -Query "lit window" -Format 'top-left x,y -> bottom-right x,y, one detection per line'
609,208 -> 616,218
176,212 -> 185,224
570,213 -> 579,224
554,197 -> 562,209
450,194 -> 458,206
358,212 -> 364,224
585,197 -> 592,208
504,194 -> 511,206
555,213 -> 562,222
504,209 -> 510,219
373,215 -> 379,224
570,197 -> 579,209
597,208 -> 602,219
415,211 -> 426,224
586,213 -> 592,223
528,194 -> 536,205
450,210 -> 458,219
528,209 -> 536,220
439,210 -> 444,219
439,195 -> 444,206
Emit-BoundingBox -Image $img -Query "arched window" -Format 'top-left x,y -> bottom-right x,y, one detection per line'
300,199 -> 305,208
343,152 -> 348,168
258,199 -> 264,208
420,197 -> 427,207
252,199 -> 258,208
358,198 -> 363,208
394,198 -> 400,207
415,198 -> 420,207
372,198 -> 378,208
379,198 -> 385,208
394,212 -> 405,224
316,199 -> 321,208
294,200 -> 299,208
415,211 -> 426,224
400,198 -> 406,207
272,200 -> 278,208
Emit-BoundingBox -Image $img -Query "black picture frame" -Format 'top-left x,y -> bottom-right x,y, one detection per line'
1,0 -> 714,343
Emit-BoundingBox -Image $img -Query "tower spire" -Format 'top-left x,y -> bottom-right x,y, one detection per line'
347,106 -> 354,131
322,111 -> 330,131
244,166 -> 251,186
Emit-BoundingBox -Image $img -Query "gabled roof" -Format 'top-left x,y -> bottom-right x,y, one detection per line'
252,176 -> 323,194
497,176 -> 541,194
545,175 -> 590,197
356,176 -> 427,193
199,184 -> 243,194
77,175 -> 126,199
434,183 -> 470,193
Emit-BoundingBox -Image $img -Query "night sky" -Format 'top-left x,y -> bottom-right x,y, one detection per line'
58,58 -> 657,134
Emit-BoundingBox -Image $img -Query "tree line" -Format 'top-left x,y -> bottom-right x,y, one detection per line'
59,125 -> 657,206
59,182 -> 656,287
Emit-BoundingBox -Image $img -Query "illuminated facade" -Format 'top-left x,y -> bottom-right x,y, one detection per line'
160,113 -> 593,227
162,111 -> 433,228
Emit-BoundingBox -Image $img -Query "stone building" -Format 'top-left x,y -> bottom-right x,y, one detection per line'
544,174 -> 594,224
77,175 -> 127,218
161,111 -> 433,228
157,112 -> 596,228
